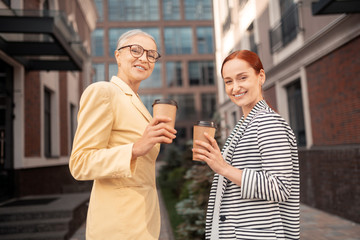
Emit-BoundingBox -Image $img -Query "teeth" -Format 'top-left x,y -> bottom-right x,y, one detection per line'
135,66 -> 144,70
235,92 -> 246,97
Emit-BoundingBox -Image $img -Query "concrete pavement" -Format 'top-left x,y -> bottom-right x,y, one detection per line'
70,200 -> 360,240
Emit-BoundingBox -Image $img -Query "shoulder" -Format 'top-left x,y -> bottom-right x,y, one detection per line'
252,108 -> 295,137
81,81 -> 123,100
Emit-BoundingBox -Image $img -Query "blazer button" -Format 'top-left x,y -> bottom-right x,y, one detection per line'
220,215 -> 226,221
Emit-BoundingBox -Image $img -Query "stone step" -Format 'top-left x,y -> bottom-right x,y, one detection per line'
0,193 -> 90,240
0,217 -> 72,235
0,210 -> 72,223
0,230 -> 67,240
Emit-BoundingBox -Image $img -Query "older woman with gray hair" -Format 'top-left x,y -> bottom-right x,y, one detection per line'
69,29 -> 177,240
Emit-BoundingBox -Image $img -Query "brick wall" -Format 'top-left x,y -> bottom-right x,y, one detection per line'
300,36 -> 360,224
306,36 -> 360,146
299,146 -> 360,223
24,71 -> 41,157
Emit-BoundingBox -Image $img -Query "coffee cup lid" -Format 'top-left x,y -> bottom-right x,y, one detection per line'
195,121 -> 216,128
152,99 -> 178,108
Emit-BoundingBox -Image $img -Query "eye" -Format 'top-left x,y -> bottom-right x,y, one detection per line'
131,46 -> 142,55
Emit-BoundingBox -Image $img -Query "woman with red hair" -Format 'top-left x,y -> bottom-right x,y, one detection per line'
193,50 -> 300,239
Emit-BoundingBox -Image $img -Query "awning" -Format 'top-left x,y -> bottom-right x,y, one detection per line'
0,9 -> 88,71
312,0 -> 360,15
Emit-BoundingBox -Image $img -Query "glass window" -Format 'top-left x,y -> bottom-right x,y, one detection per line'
140,94 -> 163,115
44,88 -> 52,158
139,63 -> 162,89
109,63 -> 117,79
93,63 -> 105,82
184,0 -> 212,20
109,28 -> 161,56
189,61 -> 214,86
197,27 -> 214,54
94,0 -> 103,22
108,0 -> 159,21
70,103 -> 77,149
164,27 -> 192,55
163,0 -> 180,20
91,29 -> 104,56
247,23 -> 258,54
166,61 -> 182,87
201,93 -> 216,120
168,94 -> 196,120
286,79 -> 306,147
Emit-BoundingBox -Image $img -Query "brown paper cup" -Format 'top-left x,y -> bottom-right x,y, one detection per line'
193,121 -> 216,161
152,99 -> 178,128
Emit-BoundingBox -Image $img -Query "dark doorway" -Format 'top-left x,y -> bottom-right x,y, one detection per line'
0,59 -> 14,202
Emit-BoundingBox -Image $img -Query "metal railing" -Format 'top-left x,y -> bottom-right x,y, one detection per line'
269,3 -> 301,53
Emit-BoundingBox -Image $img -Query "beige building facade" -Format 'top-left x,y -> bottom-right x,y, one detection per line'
212,0 -> 360,223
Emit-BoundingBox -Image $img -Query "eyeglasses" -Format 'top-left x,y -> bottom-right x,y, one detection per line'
117,44 -> 161,63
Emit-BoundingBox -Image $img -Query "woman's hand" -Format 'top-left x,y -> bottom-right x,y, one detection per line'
192,132 -> 243,186
132,116 -> 177,159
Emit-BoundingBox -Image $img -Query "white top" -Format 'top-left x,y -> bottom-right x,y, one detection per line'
210,145 -> 231,240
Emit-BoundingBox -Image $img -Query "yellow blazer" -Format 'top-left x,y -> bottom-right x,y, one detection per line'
69,76 -> 161,240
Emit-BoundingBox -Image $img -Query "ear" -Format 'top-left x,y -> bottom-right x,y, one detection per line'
114,50 -> 121,66
259,69 -> 266,85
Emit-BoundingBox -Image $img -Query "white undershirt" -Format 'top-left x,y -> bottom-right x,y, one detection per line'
210,145 -> 231,240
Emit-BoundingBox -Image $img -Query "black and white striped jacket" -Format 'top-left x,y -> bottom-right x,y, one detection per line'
205,100 -> 300,240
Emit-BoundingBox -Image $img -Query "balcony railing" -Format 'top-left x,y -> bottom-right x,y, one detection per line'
269,3 -> 301,53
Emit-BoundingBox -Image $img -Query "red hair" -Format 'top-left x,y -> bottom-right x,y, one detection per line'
221,50 -> 264,78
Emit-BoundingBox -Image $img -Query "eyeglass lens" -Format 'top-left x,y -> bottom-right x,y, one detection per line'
130,45 -> 159,62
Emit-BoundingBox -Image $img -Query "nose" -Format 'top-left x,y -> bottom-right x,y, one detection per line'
138,51 -> 148,62
232,80 -> 242,93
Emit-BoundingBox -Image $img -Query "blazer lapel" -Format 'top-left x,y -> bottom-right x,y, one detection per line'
111,76 -> 152,122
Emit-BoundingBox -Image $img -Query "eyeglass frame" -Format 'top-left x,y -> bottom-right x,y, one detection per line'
117,44 -> 161,63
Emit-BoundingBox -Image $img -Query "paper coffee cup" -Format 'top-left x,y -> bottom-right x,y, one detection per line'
152,99 -> 178,128
193,121 -> 216,161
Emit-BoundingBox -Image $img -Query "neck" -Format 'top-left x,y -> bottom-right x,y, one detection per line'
117,74 -> 140,94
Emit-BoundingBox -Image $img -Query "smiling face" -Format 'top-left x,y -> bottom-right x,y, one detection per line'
115,34 -> 157,92
222,58 -> 265,117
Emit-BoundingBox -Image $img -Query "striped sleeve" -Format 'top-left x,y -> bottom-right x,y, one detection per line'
240,114 -> 293,202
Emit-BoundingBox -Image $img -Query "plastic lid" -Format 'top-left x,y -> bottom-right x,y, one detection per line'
152,99 -> 178,108
195,121 -> 216,128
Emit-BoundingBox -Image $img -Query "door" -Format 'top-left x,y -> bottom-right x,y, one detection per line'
0,59 -> 14,201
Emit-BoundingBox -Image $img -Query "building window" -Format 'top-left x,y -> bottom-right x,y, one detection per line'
93,63 -> 105,82
109,28 -> 161,56
44,88 -> 52,158
140,63 -> 162,89
269,2 -> 300,53
168,94 -> 196,120
70,103 -> 77,150
201,93 -> 216,120
140,94 -> 163,115
109,63 -> 117,79
163,0 -> 180,20
184,0 -> 212,20
164,27 -> 192,54
197,27 -> 214,54
286,79 -> 306,147
91,29 -> 104,56
94,0 -> 104,22
232,111 -> 237,127
166,61 -> 183,87
189,61 -> 215,86
247,23 -> 258,54
108,0 -> 159,21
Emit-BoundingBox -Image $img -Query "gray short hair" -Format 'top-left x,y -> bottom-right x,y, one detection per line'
116,29 -> 157,51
